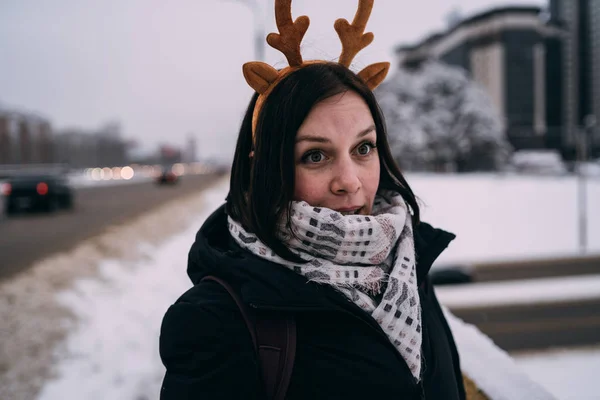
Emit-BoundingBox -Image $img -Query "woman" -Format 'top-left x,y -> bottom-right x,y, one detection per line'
160,1 -> 465,399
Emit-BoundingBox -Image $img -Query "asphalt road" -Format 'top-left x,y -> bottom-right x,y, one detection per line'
451,298 -> 600,351
0,173 -> 224,281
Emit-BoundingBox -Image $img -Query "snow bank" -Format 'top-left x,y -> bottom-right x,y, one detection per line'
36,178 -> 229,400
509,150 -> 568,175
407,173 -> 600,265
513,345 -> 600,400
444,308 -> 556,400
0,175 -> 228,400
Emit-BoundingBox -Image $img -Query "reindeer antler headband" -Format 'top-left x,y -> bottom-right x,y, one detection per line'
243,0 -> 390,140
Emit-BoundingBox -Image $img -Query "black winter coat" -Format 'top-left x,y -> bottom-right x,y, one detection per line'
159,205 -> 466,400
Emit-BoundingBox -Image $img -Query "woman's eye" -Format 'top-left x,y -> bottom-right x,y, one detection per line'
303,151 -> 325,163
357,142 -> 375,156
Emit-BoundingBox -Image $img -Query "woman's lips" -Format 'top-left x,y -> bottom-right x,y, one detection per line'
336,206 -> 363,215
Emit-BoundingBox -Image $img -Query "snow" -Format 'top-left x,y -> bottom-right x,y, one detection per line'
29,173 -> 600,399
37,178 -> 229,400
509,150 -> 568,175
580,162 -> 600,177
443,308 -> 555,400
436,274 -> 600,308
406,173 -> 600,265
513,346 -> 600,400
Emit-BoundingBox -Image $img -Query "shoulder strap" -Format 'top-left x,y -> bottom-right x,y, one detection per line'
202,276 -> 296,400
255,313 -> 297,400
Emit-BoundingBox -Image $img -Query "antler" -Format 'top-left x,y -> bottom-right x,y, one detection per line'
243,0 -> 389,138
334,0 -> 375,67
266,0 -> 310,67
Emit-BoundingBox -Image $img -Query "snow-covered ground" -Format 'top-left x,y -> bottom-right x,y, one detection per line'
4,173 -> 598,399
36,181 -> 229,400
444,310 -> 555,400
408,173 -> 600,265
513,346 -> 600,400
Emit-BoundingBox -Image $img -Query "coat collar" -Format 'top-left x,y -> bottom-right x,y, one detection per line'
188,204 -> 455,310
414,220 -> 456,283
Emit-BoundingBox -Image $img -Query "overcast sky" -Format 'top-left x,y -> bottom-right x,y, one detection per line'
0,0 -> 544,161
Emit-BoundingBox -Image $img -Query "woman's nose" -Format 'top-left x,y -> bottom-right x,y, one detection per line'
330,159 -> 361,194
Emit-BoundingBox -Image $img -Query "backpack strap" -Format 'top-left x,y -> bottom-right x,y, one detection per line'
255,313 -> 296,400
202,276 -> 296,400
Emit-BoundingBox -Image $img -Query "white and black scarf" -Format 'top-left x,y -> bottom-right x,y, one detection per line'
228,190 -> 423,380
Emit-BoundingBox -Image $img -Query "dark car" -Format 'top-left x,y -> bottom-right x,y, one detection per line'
155,167 -> 179,185
2,174 -> 74,214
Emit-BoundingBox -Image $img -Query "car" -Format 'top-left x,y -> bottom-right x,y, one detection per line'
2,174 -> 74,214
155,166 -> 179,185
509,150 -> 568,176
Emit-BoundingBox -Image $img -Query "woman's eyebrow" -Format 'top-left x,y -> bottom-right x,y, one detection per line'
296,134 -> 330,144
296,125 -> 376,143
356,125 -> 376,138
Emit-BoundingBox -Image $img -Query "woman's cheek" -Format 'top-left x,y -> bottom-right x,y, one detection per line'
294,170 -> 325,204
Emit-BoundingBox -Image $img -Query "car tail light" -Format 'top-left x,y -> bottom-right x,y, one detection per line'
1,183 -> 11,196
37,182 -> 49,196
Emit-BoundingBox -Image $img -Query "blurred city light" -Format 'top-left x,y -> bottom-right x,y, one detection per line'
102,167 -> 113,180
91,168 -> 102,181
171,163 -> 185,176
111,167 -> 122,180
120,166 -> 134,180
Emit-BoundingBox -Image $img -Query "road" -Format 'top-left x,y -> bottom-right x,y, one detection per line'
450,298 -> 600,351
0,173 -> 224,281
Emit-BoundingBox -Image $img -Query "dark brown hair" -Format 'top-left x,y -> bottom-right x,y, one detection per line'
227,62 -> 420,262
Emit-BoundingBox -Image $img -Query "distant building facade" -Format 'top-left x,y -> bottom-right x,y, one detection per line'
1,107 -> 130,168
549,0 -> 600,158
0,114 -> 11,164
183,133 -> 197,163
0,110 -> 54,165
395,7 -> 566,153
54,123 -> 129,169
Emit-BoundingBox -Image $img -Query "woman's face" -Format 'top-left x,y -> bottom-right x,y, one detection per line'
293,91 -> 380,215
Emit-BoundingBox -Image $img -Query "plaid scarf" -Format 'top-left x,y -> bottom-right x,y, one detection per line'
228,190 -> 423,380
